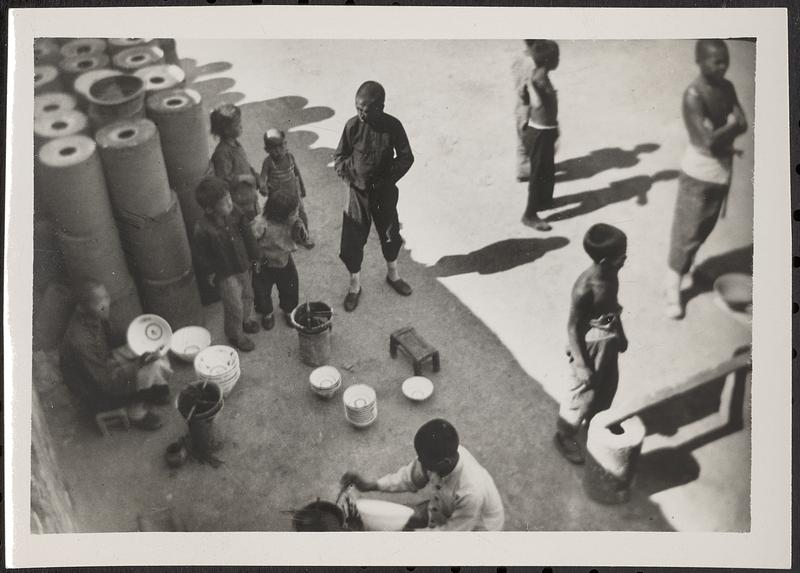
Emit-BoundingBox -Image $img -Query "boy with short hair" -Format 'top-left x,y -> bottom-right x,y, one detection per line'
341,418 -> 505,531
520,40 -> 560,232
555,223 -> 629,464
193,176 -> 260,352
334,80 -> 415,312
664,39 -> 748,319
60,281 -> 171,430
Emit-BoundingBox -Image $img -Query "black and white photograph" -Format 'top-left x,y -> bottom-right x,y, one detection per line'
5,4 -> 792,569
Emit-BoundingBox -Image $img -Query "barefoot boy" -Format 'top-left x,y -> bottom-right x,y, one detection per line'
554,224 -> 628,464
520,40 -> 560,231
334,81 -> 415,312
665,39 -> 748,319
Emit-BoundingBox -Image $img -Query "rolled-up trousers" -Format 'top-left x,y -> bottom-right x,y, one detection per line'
340,184 -> 403,274
668,172 -> 729,275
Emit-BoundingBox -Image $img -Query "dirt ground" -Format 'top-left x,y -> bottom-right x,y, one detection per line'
33,39 -> 754,533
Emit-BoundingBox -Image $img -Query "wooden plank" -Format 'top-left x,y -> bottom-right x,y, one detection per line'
603,352 -> 752,428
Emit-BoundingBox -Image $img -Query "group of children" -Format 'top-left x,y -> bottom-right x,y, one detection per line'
193,104 -> 312,352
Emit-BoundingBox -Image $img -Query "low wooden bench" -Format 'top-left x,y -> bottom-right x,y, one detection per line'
390,327 -> 440,376
95,408 -> 130,437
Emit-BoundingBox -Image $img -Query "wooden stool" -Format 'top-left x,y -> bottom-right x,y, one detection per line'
390,327 -> 440,376
95,408 -> 130,437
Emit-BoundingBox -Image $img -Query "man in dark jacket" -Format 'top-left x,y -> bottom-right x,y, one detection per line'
334,81 -> 415,312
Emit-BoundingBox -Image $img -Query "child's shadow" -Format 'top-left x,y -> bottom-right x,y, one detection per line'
555,143 -> 660,184
181,58 -> 245,109
546,169 -> 679,222
431,237 -> 569,277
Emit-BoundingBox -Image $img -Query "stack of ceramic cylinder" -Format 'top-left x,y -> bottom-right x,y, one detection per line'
145,87 -> 217,304
37,135 -> 142,340
95,117 -> 201,329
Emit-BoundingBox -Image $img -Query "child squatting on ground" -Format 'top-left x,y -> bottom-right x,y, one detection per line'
340,418 -> 505,531
520,40 -> 560,232
334,80 -> 415,312
59,281 -> 172,431
554,223 -> 629,464
259,128 -> 314,249
192,177 -> 260,353
209,103 -> 261,221
664,39 -> 748,320
252,192 -> 301,331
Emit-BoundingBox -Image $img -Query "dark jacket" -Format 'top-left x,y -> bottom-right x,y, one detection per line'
192,206 -> 258,279
333,113 -> 414,192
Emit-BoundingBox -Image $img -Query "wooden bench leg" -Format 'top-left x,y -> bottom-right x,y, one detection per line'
413,361 -> 422,376
432,352 -> 440,373
390,336 -> 398,359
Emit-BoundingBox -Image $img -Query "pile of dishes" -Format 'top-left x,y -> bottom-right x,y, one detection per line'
193,345 -> 240,396
342,384 -> 377,428
127,314 -> 172,357
309,366 -> 342,399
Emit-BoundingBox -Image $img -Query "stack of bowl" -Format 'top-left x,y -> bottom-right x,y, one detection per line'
342,384 -> 377,428
193,345 -> 240,397
309,366 -> 342,399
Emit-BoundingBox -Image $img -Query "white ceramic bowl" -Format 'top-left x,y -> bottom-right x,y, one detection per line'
170,326 -> 211,362
355,499 -> 414,531
309,366 -> 342,399
194,345 -> 239,377
402,376 -> 434,402
126,314 -> 172,356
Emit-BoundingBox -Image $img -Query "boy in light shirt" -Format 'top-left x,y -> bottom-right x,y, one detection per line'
341,418 -> 505,531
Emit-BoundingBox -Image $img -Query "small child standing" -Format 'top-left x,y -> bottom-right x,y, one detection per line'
192,177 -> 260,352
520,40 -> 560,232
209,103 -> 261,220
555,223 -> 629,464
252,192 -> 301,330
259,128 -> 314,249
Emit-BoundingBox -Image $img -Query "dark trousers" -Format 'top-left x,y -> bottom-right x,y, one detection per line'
340,184 -> 403,274
524,126 -> 558,217
253,255 -> 299,316
668,172 -> 729,275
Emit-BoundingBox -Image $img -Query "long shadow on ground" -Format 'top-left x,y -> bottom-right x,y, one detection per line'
555,143 -> 660,184
39,59 -> 677,534
431,237 -> 569,277
547,169 -> 680,223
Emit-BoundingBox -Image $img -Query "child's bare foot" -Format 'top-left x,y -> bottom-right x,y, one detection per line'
664,288 -> 685,319
300,237 -> 315,249
522,215 -> 552,232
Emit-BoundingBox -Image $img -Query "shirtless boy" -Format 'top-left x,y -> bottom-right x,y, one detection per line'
665,39 -> 748,319
554,223 -> 629,464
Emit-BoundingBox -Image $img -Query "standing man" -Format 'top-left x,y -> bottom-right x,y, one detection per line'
665,39 -> 748,319
334,81 -> 415,312
512,39 -> 537,182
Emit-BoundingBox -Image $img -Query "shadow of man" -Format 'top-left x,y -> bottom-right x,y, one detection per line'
431,236 -> 569,278
555,143 -> 660,184
546,169 -> 679,223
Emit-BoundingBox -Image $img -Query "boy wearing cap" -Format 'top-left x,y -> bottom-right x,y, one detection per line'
334,80 -> 415,312
665,39 -> 748,319
341,418 -> 505,531
555,223 -> 629,464
193,177 -> 260,352
259,128 -> 314,249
